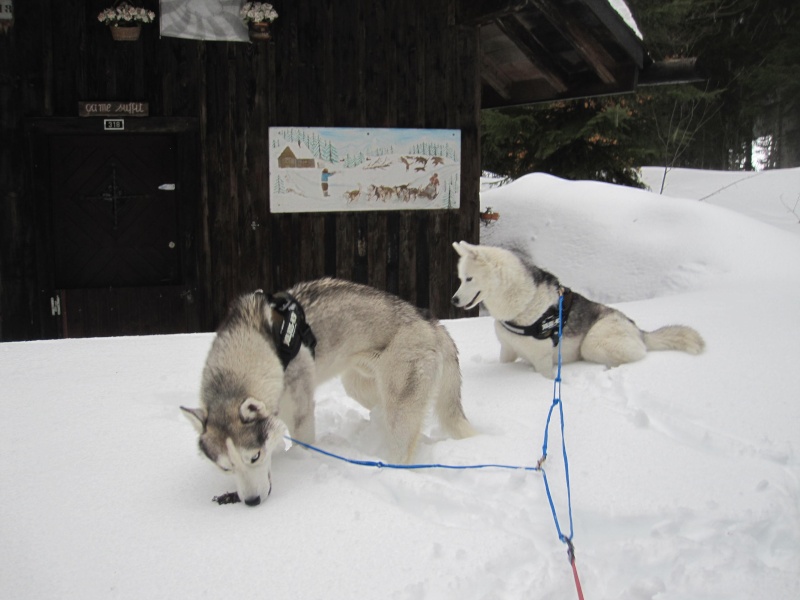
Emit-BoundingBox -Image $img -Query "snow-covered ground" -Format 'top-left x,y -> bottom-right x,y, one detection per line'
640,166 -> 800,234
2,167 -> 798,599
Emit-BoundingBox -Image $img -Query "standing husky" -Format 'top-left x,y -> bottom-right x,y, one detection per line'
181,278 -> 474,506
451,241 -> 704,378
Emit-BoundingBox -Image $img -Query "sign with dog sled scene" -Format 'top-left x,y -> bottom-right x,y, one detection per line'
268,127 -> 460,213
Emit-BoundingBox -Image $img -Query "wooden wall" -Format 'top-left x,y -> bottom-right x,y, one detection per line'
0,0 -> 480,341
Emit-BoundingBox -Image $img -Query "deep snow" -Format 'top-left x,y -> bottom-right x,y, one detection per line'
1,166 -> 798,599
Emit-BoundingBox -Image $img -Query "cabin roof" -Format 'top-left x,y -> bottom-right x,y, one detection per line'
279,142 -> 316,160
467,0 -> 700,109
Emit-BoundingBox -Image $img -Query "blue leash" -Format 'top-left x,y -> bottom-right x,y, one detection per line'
286,290 -> 581,594
286,436 -> 542,472
538,290 -> 575,545
537,291 -> 584,599
284,292 -> 574,524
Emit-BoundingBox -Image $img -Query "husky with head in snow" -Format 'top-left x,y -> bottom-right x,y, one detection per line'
181,277 -> 475,506
451,241 -> 705,378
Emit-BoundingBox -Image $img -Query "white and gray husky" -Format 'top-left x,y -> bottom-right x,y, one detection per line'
182,277 -> 475,506
451,241 -> 705,378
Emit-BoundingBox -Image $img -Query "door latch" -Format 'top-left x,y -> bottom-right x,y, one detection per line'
51,295 -> 61,316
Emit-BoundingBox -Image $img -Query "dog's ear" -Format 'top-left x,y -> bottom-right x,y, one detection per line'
240,397 -> 271,423
452,240 -> 477,258
180,406 -> 207,434
252,290 -> 275,330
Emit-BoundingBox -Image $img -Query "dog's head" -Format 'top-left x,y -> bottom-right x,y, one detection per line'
182,292 -> 290,507
451,240 -> 496,310
181,397 -> 287,507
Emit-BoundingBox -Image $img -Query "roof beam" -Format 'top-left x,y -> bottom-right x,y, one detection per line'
638,58 -> 704,87
494,15 -> 569,94
462,0 -> 531,24
480,55 -> 514,100
529,0 -> 618,85
482,66 -> 638,109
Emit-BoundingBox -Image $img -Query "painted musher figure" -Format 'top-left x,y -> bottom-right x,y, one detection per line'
421,172 -> 440,199
321,168 -> 336,197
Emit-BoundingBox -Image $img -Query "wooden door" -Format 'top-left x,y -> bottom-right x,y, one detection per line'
48,133 -> 195,337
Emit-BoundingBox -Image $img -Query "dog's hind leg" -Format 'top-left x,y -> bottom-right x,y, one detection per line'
434,327 -> 476,440
580,315 -> 647,367
377,356 -> 434,464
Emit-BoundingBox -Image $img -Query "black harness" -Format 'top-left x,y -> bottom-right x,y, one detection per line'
500,288 -> 574,347
259,290 -> 317,370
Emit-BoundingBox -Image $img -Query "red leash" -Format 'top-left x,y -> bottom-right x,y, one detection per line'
566,539 -> 586,600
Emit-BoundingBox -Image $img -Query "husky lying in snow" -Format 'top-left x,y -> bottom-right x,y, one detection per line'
451,241 -> 705,378
182,278 -> 475,506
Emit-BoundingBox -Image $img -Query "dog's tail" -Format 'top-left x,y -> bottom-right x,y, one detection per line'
643,325 -> 705,355
434,325 -> 477,439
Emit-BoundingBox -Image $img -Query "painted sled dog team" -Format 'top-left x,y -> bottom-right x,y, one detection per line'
182,241 -> 705,506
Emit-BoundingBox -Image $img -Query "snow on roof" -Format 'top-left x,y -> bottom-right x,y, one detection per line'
288,141 -> 315,160
609,0 -> 643,39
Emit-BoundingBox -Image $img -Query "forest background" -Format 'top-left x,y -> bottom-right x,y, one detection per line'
480,0 -> 800,189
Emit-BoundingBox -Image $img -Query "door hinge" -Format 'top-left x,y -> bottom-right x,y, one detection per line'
51,294 -> 61,316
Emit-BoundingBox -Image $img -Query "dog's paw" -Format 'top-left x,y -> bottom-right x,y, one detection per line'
532,362 -> 556,379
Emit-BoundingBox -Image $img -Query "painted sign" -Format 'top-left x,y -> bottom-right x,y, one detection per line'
269,127 -> 461,213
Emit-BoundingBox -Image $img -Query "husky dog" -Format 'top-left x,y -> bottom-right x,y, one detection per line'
181,278 -> 475,506
451,241 -> 705,378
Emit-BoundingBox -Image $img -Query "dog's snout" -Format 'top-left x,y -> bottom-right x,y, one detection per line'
244,496 -> 261,507
451,295 -> 459,306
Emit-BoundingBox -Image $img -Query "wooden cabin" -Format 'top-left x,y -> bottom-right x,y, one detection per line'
0,0 -> 683,341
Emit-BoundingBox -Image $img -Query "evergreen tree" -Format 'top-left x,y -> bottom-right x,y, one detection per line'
628,0 -> 800,169
309,133 -> 321,159
481,97 -> 654,186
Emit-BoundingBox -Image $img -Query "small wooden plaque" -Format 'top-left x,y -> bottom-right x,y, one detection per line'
78,101 -> 149,118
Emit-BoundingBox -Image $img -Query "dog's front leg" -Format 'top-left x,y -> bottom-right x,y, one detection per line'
281,354 -> 316,444
498,341 -> 518,363
529,344 -> 556,379
533,359 -> 555,379
495,323 -> 519,363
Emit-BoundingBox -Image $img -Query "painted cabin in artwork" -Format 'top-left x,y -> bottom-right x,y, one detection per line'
277,144 -> 316,169
1,0 -> 672,341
